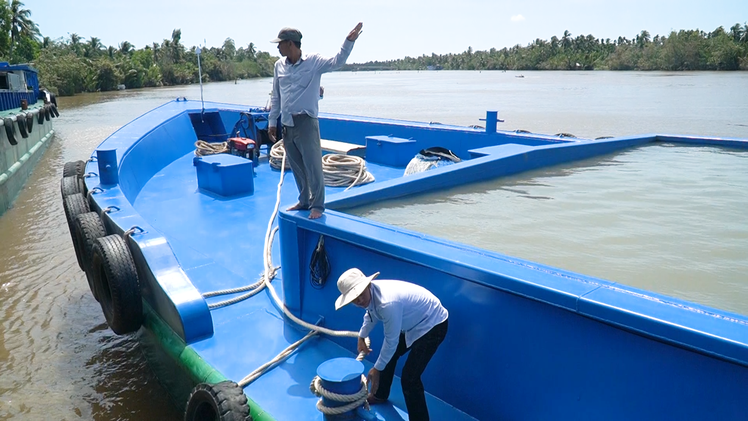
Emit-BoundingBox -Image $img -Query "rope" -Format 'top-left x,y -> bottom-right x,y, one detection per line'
322,154 -> 375,191
194,140 -> 229,157
269,140 -> 291,170
269,141 -> 375,190
309,375 -> 369,415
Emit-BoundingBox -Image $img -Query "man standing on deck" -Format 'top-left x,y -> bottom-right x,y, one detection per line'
335,268 -> 449,421
267,23 -> 363,219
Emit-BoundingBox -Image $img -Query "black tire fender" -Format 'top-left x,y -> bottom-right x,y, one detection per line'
51,103 -> 59,117
63,193 -> 90,271
184,381 -> 252,421
17,116 -> 28,139
26,113 -> 33,133
91,234 -> 143,334
4,118 -> 16,145
44,106 -> 50,121
63,160 -> 86,178
73,212 -> 107,301
37,109 -> 44,124
60,174 -> 85,198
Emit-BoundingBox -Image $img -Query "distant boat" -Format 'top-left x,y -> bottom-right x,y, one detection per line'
117,84 -> 126,90
0,62 -> 58,216
516,74 -> 525,78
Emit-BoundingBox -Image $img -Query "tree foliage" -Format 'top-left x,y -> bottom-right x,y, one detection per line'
346,25 -> 748,73
0,2 -> 745,97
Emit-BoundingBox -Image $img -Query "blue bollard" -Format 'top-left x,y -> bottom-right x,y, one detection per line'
97,149 -> 119,185
317,357 -> 365,420
485,111 -> 498,134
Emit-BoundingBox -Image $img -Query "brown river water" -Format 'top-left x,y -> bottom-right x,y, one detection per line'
1,71 -> 746,420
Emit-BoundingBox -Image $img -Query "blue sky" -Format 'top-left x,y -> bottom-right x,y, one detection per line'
26,0 -> 748,63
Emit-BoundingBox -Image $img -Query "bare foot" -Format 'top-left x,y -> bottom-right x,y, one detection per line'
309,209 -> 323,219
286,203 -> 308,211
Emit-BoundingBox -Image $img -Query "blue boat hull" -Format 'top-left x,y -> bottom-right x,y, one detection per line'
74,99 -> 748,420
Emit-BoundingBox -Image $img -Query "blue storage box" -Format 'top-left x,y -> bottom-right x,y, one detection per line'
193,154 -> 254,197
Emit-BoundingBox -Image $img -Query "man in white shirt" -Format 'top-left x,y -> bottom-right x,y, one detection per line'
268,23 -> 363,219
335,268 -> 449,421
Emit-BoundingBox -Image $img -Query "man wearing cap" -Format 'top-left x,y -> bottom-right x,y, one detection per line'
268,23 -> 363,219
335,268 -> 449,421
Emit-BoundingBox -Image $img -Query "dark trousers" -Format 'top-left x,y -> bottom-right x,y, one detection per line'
374,319 -> 448,421
282,114 -> 325,211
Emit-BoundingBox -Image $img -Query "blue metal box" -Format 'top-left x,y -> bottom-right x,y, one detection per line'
193,153 -> 254,197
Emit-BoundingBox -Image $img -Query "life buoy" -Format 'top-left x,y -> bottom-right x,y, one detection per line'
73,212 -> 107,301
91,234 -> 143,334
63,193 -> 90,271
26,113 -> 33,133
185,381 -> 252,421
4,118 -> 16,145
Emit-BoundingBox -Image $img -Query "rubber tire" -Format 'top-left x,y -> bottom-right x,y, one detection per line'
51,103 -> 59,117
63,160 -> 86,178
60,175 -> 85,198
26,113 -> 33,133
73,212 -> 107,301
17,116 -> 28,138
4,118 -> 16,145
44,106 -> 50,121
37,109 -> 44,124
91,235 -> 143,334
184,381 -> 252,421
63,193 -> 90,271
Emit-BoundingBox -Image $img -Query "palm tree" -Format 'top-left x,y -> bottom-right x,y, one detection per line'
9,0 -> 40,56
119,40 -> 132,55
85,36 -> 102,57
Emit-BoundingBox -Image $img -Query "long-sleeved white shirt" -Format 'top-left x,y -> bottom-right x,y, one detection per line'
268,39 -> 355,128
359,280 -> 449,371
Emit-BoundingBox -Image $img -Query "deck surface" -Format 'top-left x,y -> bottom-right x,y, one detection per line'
133,148 -> 474,420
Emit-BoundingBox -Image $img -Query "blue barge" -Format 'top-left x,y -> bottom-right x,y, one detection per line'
61,98 -> 748,420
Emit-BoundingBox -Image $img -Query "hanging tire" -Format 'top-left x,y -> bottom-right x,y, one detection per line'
17,116 -> 28,139
63,160 -> 86,178
44,106 -> 50,121
63,193 -> 90,271
37,109 -> 44,124
51,104 -> 60,118
4,118 -> 17,145
26,113 -> 33,133
73,212 -> 107,301
91,234 -> 143,334
60,175 -> 85,198
184,381 -> 252,421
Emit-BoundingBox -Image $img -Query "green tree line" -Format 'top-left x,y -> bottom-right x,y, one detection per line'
0,1 -> 276,96
1,1 -> 746,97
347,25 -> 748,72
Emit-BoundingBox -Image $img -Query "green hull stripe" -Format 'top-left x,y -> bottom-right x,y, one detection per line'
142,301 -> 277,421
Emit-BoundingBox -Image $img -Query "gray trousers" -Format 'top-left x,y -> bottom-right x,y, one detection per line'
283,114 -> 325,211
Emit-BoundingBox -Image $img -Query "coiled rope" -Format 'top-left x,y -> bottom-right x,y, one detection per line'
322,154 -> 375,191
194,140 -> 229,157
310,375 -> 369,415
269,141 -> 374,190
269,140 -> 291,170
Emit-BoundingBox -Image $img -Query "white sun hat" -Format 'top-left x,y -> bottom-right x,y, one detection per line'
335,268 -> 380,310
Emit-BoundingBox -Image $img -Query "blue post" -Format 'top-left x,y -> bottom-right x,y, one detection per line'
317,357 -> 365,420
97,149 -> 119,185
485,111 -> 498,134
